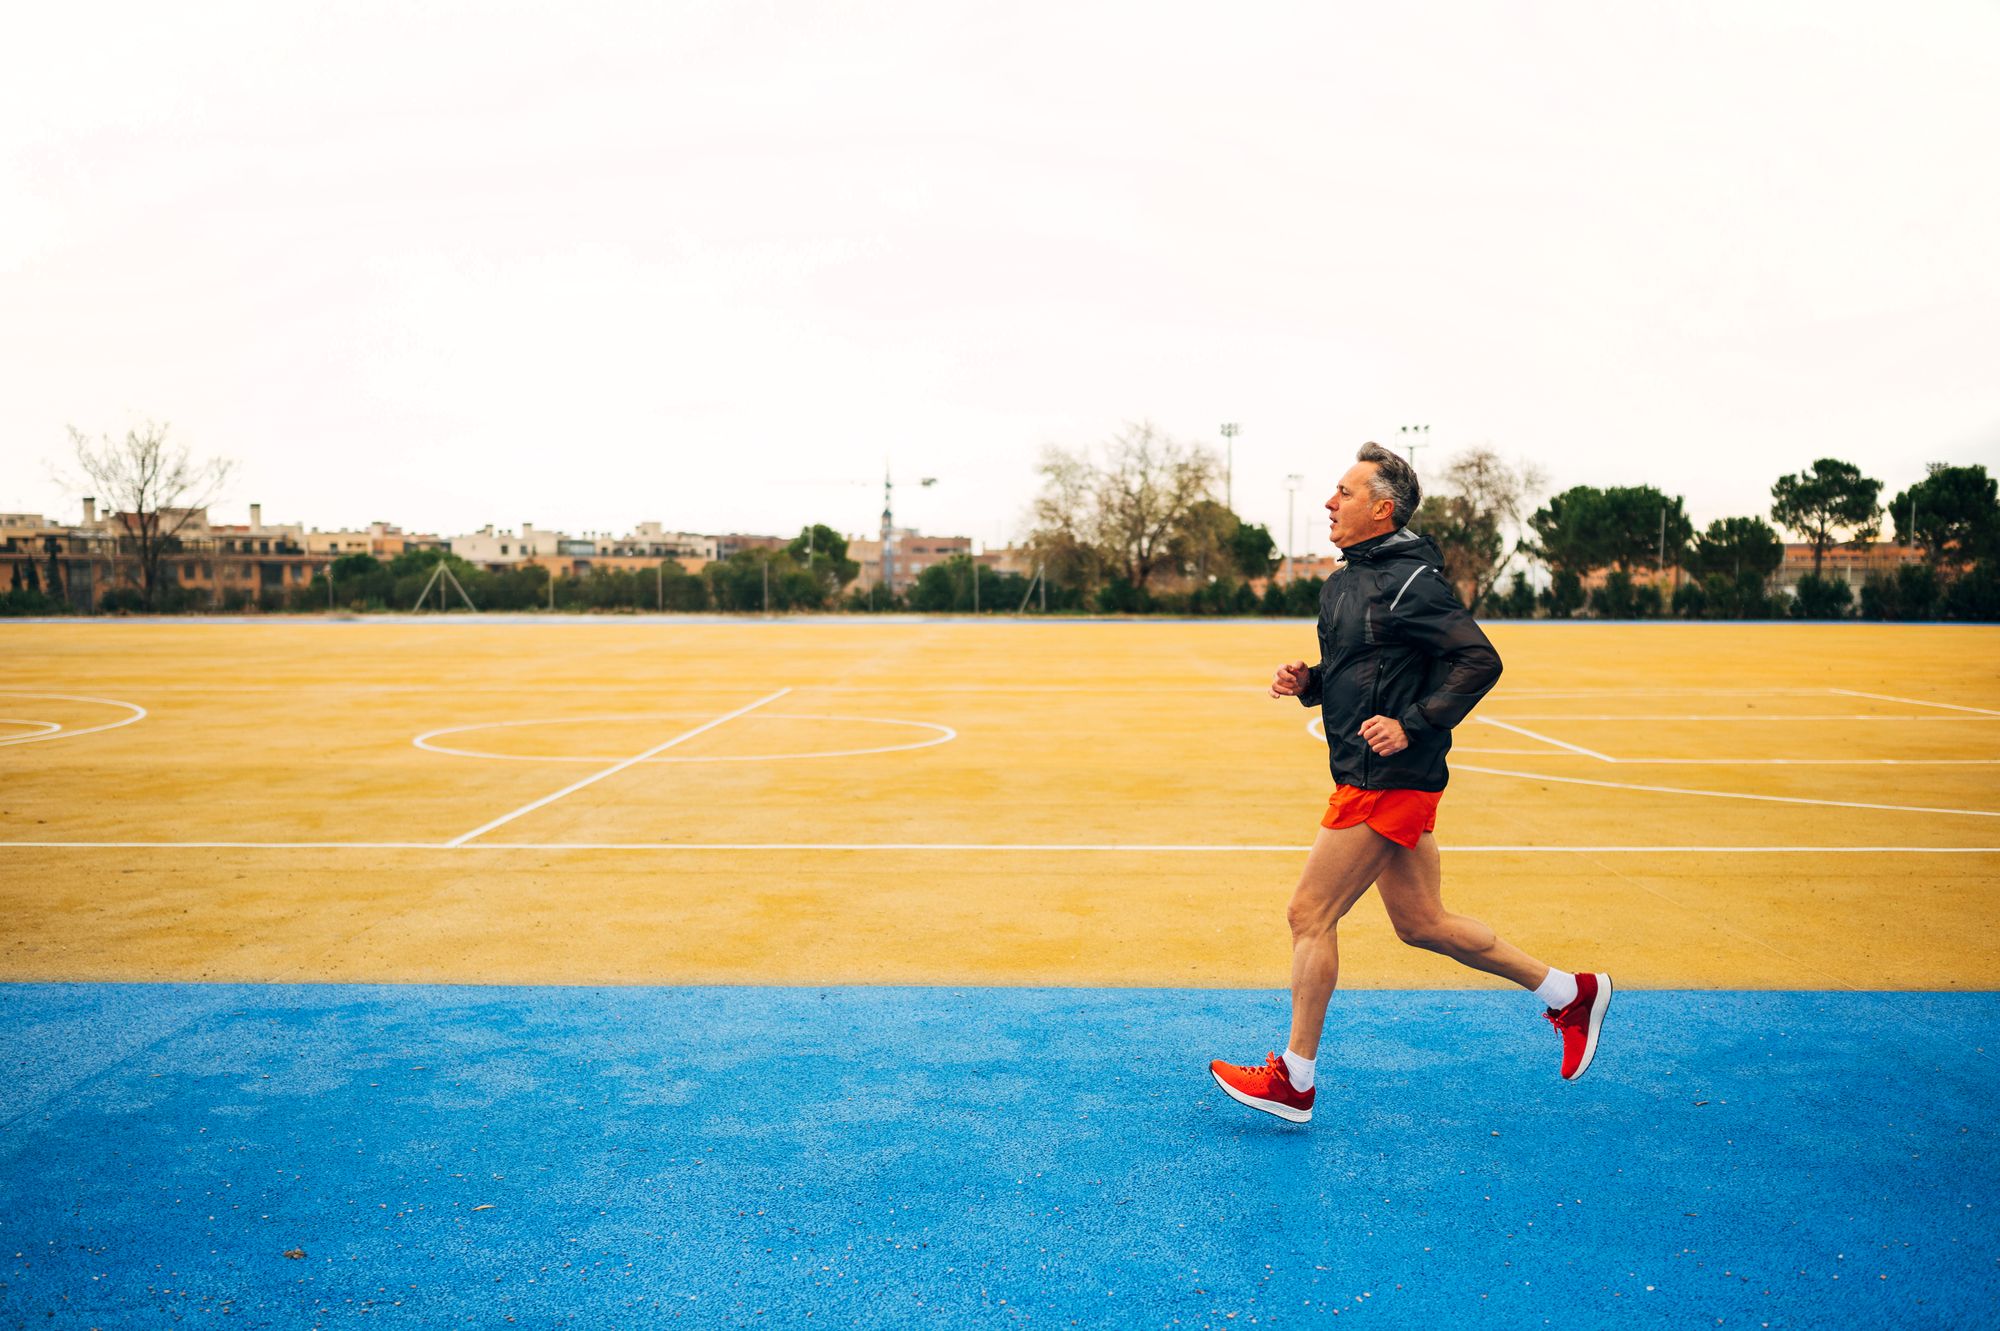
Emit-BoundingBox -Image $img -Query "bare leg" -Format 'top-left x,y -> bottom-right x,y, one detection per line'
1374,832 -> 1549,990
1285,823 -> 1400,1059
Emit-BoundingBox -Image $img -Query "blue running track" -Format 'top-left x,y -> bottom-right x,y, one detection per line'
2,985 -> 1995,1328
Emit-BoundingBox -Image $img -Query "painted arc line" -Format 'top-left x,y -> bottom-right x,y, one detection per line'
0,692 -> 147,748
0,720 -> 63,737
1828,687 -> 2000,717
445,687 -> 792,847
413,714 -> 956,764
1477,716 -> 1615,761
1455,763 -> 2000,818
2,840 -> 1997,854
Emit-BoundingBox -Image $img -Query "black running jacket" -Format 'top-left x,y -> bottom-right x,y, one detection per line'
1298,527 -> 1503,792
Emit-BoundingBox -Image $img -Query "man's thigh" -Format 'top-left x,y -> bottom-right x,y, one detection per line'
1290,822 -> 1401,929
1373,831 -> 1445,931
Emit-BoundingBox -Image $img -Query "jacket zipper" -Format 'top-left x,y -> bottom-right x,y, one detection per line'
1361,573 -> 1378,787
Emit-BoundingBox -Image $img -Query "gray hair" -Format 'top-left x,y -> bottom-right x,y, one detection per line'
1356,441 -> 1422,529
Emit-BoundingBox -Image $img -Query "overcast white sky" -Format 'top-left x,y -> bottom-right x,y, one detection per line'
4,0 -> 1997,557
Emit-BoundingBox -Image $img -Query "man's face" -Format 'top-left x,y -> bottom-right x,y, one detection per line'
1325,462 -> 1394,549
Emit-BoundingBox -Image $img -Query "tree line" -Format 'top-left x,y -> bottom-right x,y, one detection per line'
9,421 -> 1997,619
1501,457 -> 2000,621
1016,425 -> 1997,620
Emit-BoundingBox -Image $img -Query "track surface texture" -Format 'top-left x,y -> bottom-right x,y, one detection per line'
2,618 -> 1996,1326
3,619 -> 1997,988
3,983 -> 1996,1330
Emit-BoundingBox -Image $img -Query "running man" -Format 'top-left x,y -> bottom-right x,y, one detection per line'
1210,442 -> 1611,1124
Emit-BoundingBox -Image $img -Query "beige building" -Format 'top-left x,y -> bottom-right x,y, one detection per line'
305,521 -> 445,559
847,530 -> 974,594
1772,540 -> 1921,596
447,523 -> 563,568
3,501 -> 331,608
583,524 -> 716,562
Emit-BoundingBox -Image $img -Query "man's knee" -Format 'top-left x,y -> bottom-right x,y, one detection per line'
1392,914 -> 1451,950
1287,894 -> 1345,940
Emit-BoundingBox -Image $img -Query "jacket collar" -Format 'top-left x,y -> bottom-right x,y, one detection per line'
1336,527 -> 1422,564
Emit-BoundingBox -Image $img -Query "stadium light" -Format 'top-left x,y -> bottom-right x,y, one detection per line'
1398,424 -> 1429,472
1220,423 -> 1240,512
1285,474 -> 1304,584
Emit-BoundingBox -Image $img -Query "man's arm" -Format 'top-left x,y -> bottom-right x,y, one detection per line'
1300,664 -> 1323,708
1383,565 -> 1502,739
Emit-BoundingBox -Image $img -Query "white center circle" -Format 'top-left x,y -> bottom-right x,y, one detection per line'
0,692 -> 148,748
413,713 -> 956,763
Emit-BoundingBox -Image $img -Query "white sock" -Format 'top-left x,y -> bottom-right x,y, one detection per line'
1534,968 -> 1579,1011
1281,1049 -> 1315,1092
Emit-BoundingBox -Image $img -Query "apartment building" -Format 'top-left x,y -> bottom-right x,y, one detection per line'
305,521 -> 446,559
2,502 -> 331,608
447,523 -> 562,568
1771,541 -> 1922,596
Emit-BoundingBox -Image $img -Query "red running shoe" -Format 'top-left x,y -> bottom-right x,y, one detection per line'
1546,972 -> 1613,1080
1208,1052 -> 1314,1123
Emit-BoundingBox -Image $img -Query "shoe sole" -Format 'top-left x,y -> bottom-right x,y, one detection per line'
1210,1069 -> 1312,1123
1565,972 -> 1613,1081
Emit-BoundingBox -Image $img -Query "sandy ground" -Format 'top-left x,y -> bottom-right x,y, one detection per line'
3,617 -> 1995,988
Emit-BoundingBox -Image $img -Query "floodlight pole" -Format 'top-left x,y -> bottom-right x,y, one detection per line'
1285,474 -> 1303,584
1220,423 -> 1240,511
1398,423 -> 1429,473
801,523 -> 816,607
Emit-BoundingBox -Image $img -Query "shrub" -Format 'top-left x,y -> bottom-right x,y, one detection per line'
1540,569 -> 1584,618
1590,571 -> 1640,618
0,588 -> 67,616
1943,561 -> 2000,621
1789,574 -> 1854,619
1491,572 -> 1538,619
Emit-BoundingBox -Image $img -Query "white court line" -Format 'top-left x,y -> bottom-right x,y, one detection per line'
465,842 -> 2000,855
1477,716 -> 1615,761
1456,763 -> 2000,818
444,688 -> 791,847
0,839 -> 1995,853
1462,713 -> 1997,722
1456,756 -> 2000,766
414,713 -> 955,764
0,692 -> 148,748
1828,688 -> 2000,717
0,720 -> 63,737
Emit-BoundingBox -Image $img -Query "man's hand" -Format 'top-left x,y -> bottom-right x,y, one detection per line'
1359,715 -> 1409,756
1270,660 -> 1311,699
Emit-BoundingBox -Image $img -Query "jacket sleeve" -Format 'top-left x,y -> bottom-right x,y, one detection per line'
1300,664 -> 1324,709
1385,566 -> 1502,737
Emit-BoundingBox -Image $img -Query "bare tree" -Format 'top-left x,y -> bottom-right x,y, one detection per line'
64,422 -> 235,609
1415,447 -> 1546,609
1026,444 -> 1108,592
1029,422 -> 1219,593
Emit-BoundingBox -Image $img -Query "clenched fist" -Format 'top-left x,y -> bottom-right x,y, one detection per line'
1359,715 -> 1409,756
1270,661 -> 1311,699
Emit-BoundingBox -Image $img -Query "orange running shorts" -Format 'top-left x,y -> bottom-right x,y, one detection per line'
1319,784 -> 1442,849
